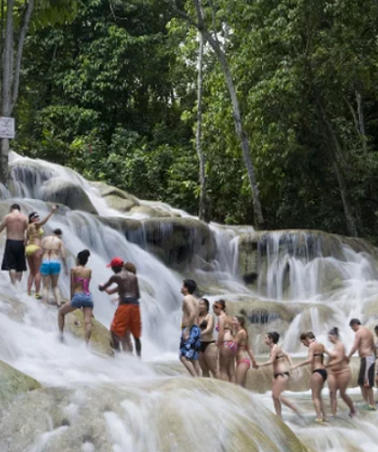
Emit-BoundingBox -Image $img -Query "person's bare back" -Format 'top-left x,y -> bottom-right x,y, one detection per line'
41,235 -> 64,260
1,210 -> 28,240
109,269 -> 140,300
356,326 -> 376,358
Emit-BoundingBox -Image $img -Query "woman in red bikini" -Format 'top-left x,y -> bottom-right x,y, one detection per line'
213,299 -> 237,382
233,316 -> 256,387
256,332 -> 300,418
291,331 -> 327,423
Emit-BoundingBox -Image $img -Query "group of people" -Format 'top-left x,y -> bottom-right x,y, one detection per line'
180,279 -> 378,422
0,203 -> 142,355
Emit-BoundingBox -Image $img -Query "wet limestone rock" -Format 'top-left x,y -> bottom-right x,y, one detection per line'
66,310 -> 114,356
0,360 -> 40,413
90,181 -> 139,213
142,217 -> 216,267
41,178 -> 98,215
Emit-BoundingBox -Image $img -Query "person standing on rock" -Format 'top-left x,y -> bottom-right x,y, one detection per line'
0,203 -> 28,284
347,318 -> 377,411
58,249 -> 93,344
26,206 -> 57,299
197,298 -> 219,378
180,279 -> 201,377
291,332 -> 328,423
99,257 -> 142,357
40,228 -> 68,306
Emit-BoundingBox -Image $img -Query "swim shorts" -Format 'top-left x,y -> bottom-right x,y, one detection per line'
179,325 -> 201,360
358,355 -> 375,387
71,292 -> 94,309
2,239 -> 27,272
111,304 -> 141,339
40,259 -> 61,276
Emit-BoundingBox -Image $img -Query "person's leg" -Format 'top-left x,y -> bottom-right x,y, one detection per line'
338,371 -> 355,414
51,273 -> 61,306
34,250 -> 43,296
180,356 -> 198,377
9,269 -> 17,285
199,351 -> 209,377
205,344 -> 220,379
83,307 -> 93,345
111,332 -> 121,352
58,302 -> 76,339
27,255 -> 34,294
366,387 -> 375,406
42,274 -> 51,304
311,372 -> 325,420
130,305 -> 141,357
272,377 -> 286,418
218,347 -> 229,381
235,362 -> 249,387
327,373 -> 338,417
193,359 -> 201,376
227,355 -> 236,383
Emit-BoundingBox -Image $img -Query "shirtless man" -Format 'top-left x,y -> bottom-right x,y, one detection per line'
180,279 -> 200,377
99,257 -> 142,357
347,318 -> 377,410
40,229 -> 68,306
0,203 -> 28,284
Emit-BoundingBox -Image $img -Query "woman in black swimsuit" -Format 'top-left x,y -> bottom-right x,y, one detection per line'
256,332 -> 300,418
197,298 -> 219,378
291,331 -> 327,423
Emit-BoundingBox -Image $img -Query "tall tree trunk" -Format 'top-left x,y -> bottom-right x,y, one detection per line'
192,0 -> 264,227
355,90 -> 367,153
0,0 -> 14,186
196,31 -> 207,222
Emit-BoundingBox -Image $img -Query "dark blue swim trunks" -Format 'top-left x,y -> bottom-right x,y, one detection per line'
179,325 -> 201,360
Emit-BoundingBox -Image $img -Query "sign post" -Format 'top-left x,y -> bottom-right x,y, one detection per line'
0,117 -> 15,139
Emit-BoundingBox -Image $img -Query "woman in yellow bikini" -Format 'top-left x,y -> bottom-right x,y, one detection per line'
26,206 -> 57,299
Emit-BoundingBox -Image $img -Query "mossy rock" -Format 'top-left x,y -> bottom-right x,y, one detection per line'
66,310 -> 114,356
90,181 -> 140,213
129,205 -> 173,218
41,178 -> 98,215
0,360 -> 40,413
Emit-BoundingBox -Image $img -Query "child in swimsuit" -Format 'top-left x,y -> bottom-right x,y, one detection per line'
58,250 -> 93,344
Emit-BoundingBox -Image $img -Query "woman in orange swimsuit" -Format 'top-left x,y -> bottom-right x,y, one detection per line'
291,331 -> 327,423
233,316 -> 256,387
256,332 -> 300,418
326,327 -> 356,417
213,299 -> 237,382
58,250 -> 93,345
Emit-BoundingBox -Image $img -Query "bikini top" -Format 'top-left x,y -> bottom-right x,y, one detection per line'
275,354 -> 285,360
28,225 -> 44,242
199,319 -> 208,330
75,277 -> 90,295
215,322 -> 231,333
314,353 -> 324,362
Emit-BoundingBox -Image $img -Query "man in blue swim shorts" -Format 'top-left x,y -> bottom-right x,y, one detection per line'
180,279 -> 201,377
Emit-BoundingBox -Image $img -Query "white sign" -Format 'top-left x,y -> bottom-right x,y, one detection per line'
0,117 -> 15,139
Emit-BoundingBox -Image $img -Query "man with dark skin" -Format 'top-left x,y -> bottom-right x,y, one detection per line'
0,203 -> 28,284
99,257 -> 142,357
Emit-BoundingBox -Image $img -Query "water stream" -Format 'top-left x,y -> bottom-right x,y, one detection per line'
0,154 -> 378,451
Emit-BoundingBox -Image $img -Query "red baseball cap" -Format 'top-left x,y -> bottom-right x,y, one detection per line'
106,257 -> 124,268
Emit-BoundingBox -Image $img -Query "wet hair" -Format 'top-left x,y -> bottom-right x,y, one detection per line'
10,203 -> 20,211
28,211 -> 39,223
267,332 -> 279,344
77,249 -> 90,266
328,327 -> 339,338
216,299 -> 226,311
200,298 -> 209,313
124,262 -> 136,274
349,318 -> 361,327
53,228 -> 62,236
236,315 -> 246,328
300,331 -> 315,341
183,279 -> 197,294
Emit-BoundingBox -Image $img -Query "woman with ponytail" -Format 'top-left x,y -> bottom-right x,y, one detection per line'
58,249 -> 93,344
326,327 -> 356,417
233,316 -> 256,387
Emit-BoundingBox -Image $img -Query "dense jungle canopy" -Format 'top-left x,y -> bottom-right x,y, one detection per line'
4,0 -> 378,240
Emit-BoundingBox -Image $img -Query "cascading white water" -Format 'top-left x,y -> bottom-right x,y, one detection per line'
1,154 -> 378,451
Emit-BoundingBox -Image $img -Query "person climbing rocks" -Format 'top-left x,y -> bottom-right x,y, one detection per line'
179,279 -> 201,377
58,249 -> 93,344
0,203 -> 28,284
40,228 -> 68,306
99,257 -> 142,357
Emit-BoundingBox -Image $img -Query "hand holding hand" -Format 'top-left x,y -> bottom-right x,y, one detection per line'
98,284 -> 104,292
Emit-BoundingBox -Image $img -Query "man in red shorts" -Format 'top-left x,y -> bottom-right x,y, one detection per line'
99,257 -> 142,357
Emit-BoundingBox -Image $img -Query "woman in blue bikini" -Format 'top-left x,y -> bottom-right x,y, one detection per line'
58,249 -> 93,344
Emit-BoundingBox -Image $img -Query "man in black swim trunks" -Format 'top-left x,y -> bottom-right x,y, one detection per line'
0,204 -> 28,284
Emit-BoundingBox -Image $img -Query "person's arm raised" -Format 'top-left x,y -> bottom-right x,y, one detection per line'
37,205 -> 57,227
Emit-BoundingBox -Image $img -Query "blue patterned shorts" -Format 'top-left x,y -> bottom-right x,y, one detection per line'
179,325 -> 201,360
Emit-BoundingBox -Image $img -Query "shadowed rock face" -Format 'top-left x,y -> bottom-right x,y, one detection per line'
0,378 -> 309,452
0,360 -> 40,414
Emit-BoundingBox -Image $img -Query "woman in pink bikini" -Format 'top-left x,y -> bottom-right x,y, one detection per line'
233,316 -> 257,387
58,249 -> 93,344
213,299 -> 237,382
256,332 -> 300,418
